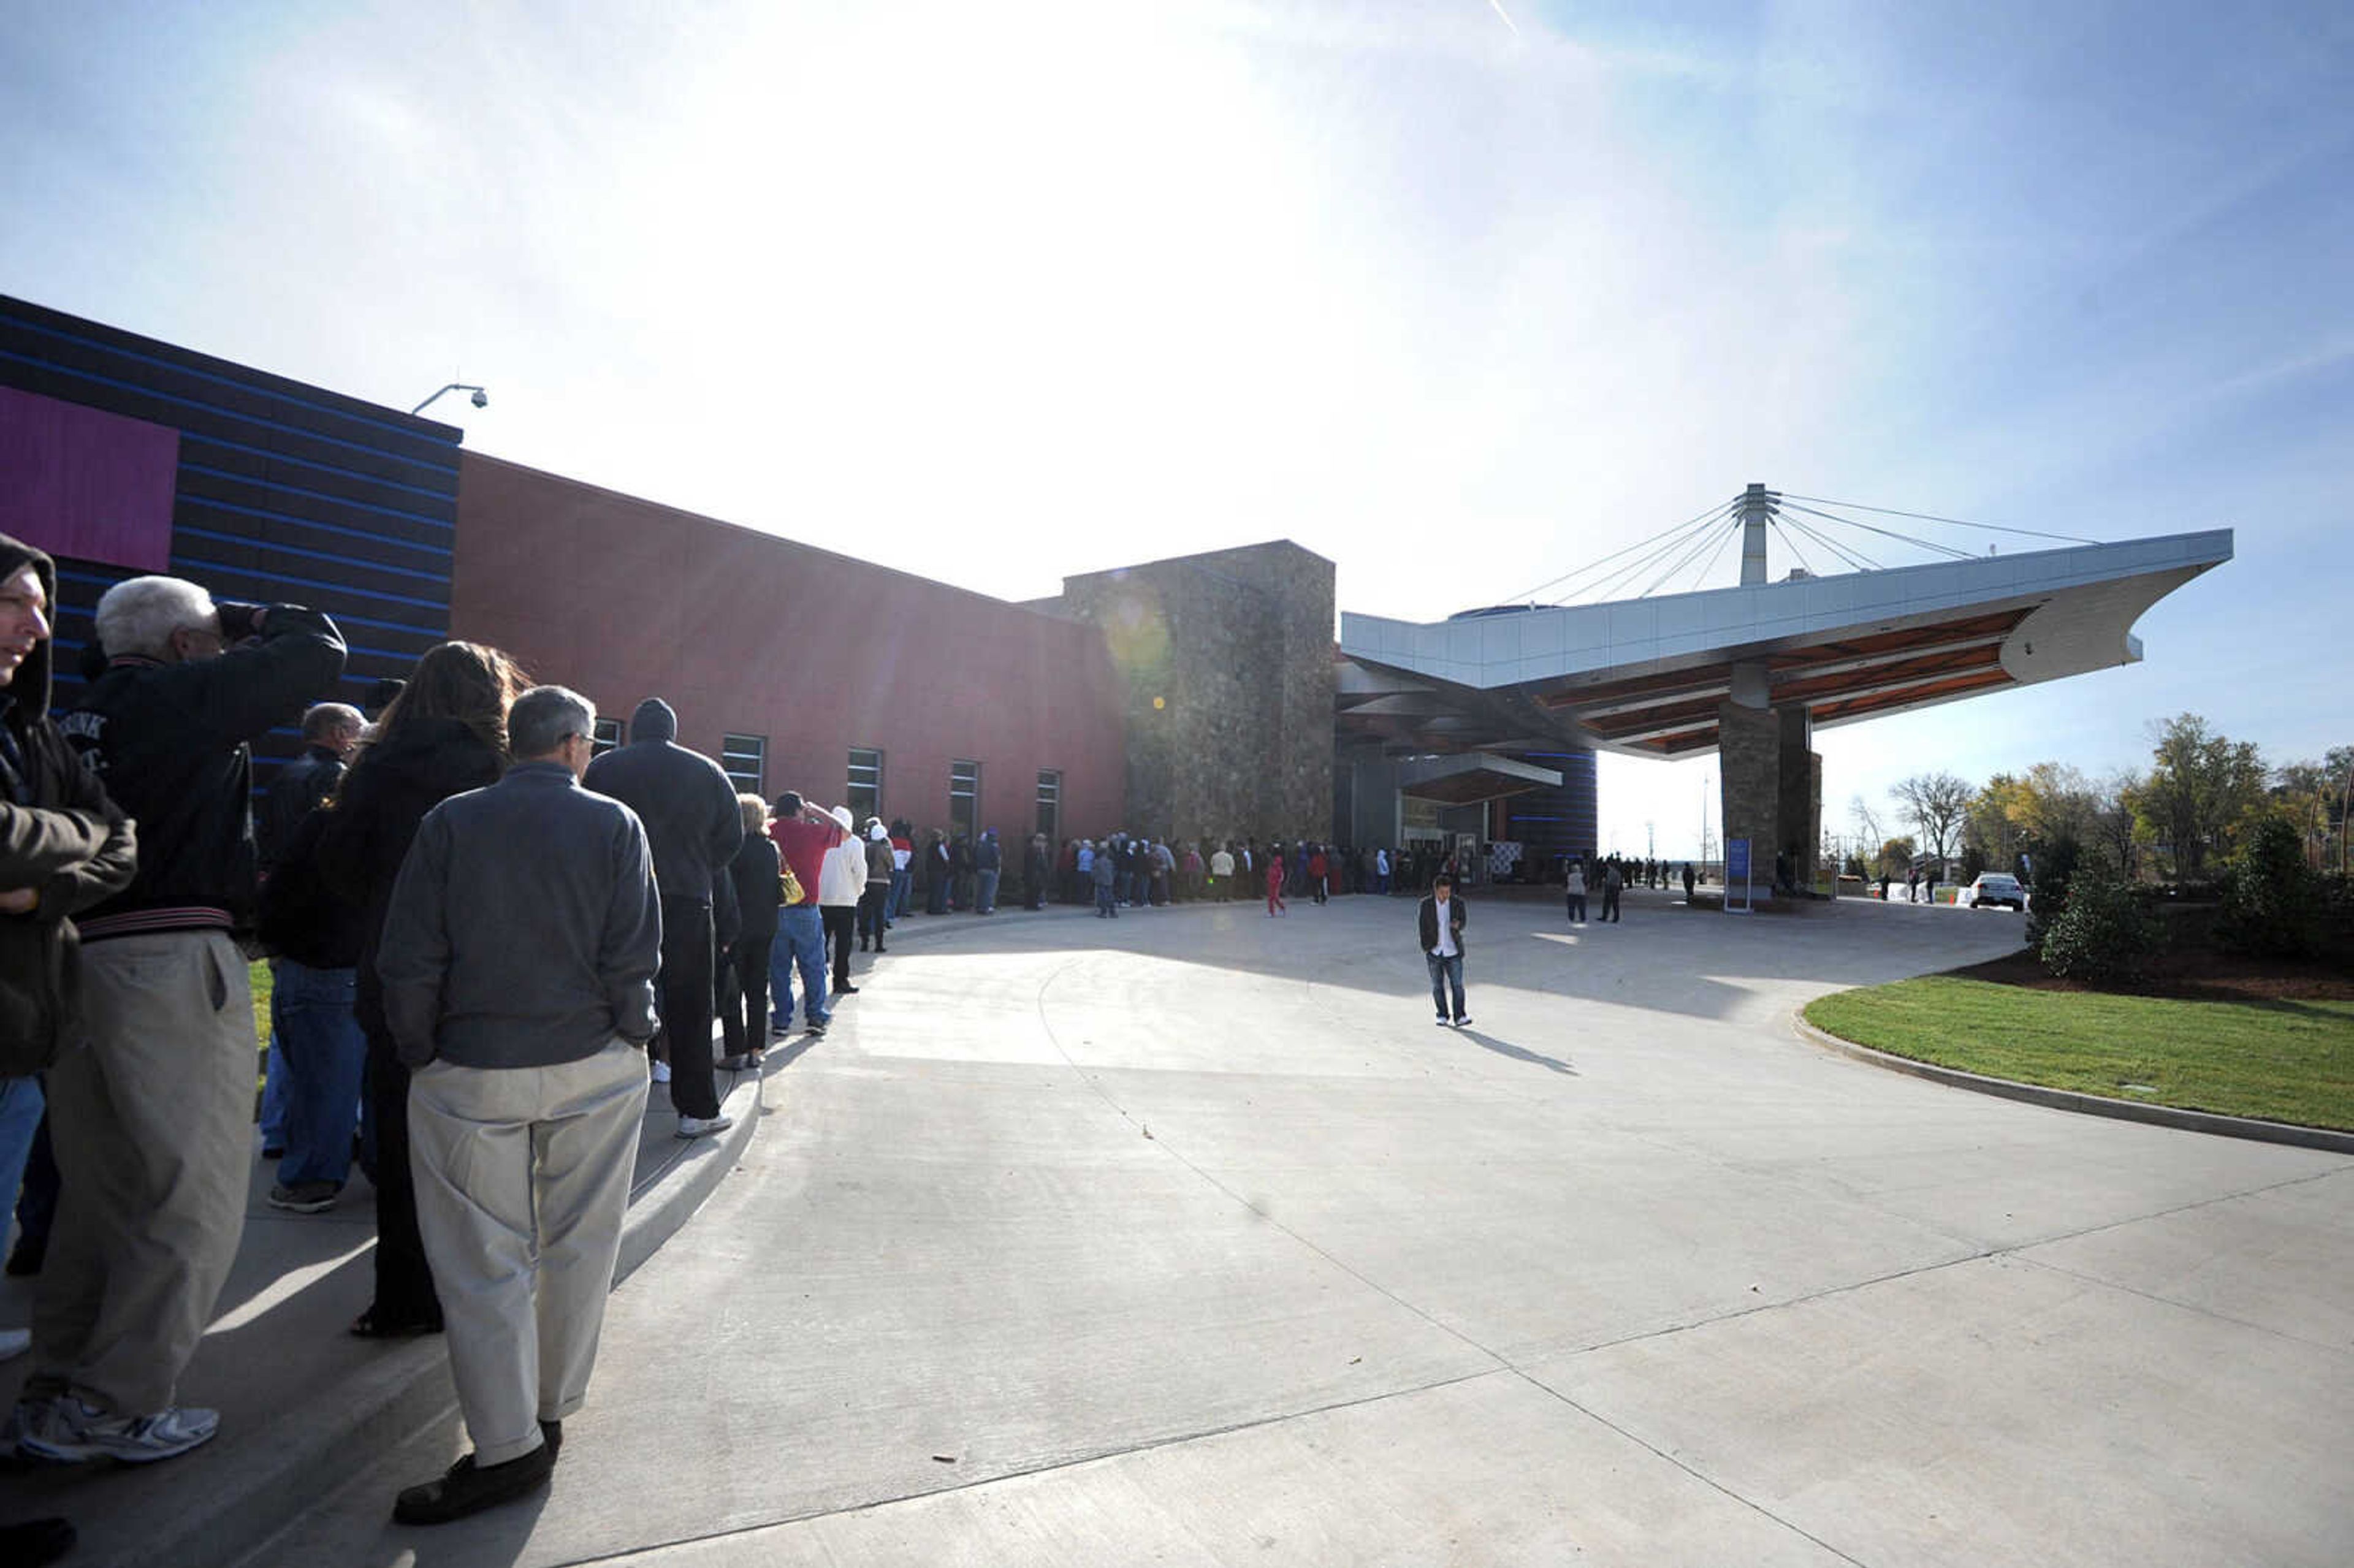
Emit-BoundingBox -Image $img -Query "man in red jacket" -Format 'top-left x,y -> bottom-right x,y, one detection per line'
768,791 -> 843,1037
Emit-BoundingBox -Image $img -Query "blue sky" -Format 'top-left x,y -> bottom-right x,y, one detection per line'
4,1 -> 2347,855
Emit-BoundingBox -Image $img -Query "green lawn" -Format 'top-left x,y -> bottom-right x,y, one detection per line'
1804,976 -> 2354,1132
250,960 -> 273,1103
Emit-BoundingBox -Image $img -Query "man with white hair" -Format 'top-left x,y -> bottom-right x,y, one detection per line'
12,574 -> 343,1464
376,685 -> 658,1524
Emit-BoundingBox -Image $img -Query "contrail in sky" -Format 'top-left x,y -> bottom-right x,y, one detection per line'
1487,0 -> 1521,37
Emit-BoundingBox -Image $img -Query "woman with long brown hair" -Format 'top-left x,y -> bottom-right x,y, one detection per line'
318,641 -> 530,1338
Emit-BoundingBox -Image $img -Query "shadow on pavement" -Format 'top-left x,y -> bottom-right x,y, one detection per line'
1452,1029 -> 1578,1075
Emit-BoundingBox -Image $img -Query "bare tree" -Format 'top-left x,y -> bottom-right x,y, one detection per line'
1848,794 -> 1881,853
1891,771 -> 1973,869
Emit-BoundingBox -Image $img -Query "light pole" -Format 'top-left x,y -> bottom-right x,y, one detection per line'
411,383 -> 488,416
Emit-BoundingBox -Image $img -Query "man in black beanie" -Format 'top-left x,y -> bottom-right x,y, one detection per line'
584,698 -> 742,1138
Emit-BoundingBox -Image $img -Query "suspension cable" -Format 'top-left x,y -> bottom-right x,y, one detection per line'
1769,519 -> 1816,577
1779,500 -> 1975,561
1777,511 -> 1879,572
1504,495 -> 1740,604
1552,498 -> 1740,603
1584,508 -> 1737,603
1639,513 -> 1742,597
1689,514 -> 1743,588
1780,493 -> 2100,546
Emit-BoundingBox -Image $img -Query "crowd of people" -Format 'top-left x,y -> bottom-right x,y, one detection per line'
0,551 -> 983,1541
0,541 -> 1716,1553
1045,837 -> 1457,911
1561,853 -> 1701,925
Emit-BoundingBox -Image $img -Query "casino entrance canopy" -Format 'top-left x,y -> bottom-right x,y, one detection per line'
1336,530 -> 2233,759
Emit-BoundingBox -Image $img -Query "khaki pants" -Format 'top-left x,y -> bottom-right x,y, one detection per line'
409,1040 -> 649,1466
32,931 -> 255,1415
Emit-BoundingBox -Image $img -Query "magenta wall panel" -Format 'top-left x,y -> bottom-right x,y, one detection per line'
0,385 -> 180,571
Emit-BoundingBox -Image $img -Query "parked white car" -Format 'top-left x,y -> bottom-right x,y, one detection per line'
1965,872 -> 2027,910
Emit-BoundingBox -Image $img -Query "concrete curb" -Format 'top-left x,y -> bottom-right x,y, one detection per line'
121,1068 -> 766,1568
1791,1010 -> 2354,1156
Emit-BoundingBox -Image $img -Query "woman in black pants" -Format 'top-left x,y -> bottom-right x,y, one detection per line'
318,641 -> 527,1338
720,794 -> 780,1064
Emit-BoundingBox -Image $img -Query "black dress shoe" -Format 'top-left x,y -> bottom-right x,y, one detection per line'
394,1444 -> 555,1525
837,983 -> 859,994
351,1307 -> 444,1339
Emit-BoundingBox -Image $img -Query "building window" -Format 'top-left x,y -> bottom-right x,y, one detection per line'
592,717 -> 623,758
721,734 -> 766,796
847,747 -> 883,821
1036,769 -> 1061,840
950,759 -> 980,839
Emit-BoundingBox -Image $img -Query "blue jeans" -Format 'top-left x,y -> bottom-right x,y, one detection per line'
1095,882 -> 1118,916
771,906 -> 829,1029
975,868 -> 1000,913
273,961 -> 366,1187
888,866 -> 910,919
258,1038 -> 289,1147
1425,951 -> 1466,1021
0,1076 -> 44,1228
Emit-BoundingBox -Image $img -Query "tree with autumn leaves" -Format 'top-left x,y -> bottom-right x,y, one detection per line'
1955,714 -> 2346,884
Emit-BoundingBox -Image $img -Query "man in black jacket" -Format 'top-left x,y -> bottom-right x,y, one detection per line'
256,701 -> 363,872
252,699 -> 363,1173
1417,873 -> 1471,1028
253,726 -> 370,1216
23,571 -> 342,1466
583,698 -> 742,1139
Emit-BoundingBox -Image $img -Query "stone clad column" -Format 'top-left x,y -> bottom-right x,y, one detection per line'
1716,697 -> 1778,891
1777,704 -> 1821,889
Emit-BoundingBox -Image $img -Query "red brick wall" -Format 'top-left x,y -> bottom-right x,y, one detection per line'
450,453 -> 1125,839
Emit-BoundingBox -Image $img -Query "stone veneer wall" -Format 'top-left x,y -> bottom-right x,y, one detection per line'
1716,699 -> 1781,886
1778,706 -> 1821,887
1049,541 -> 1336,843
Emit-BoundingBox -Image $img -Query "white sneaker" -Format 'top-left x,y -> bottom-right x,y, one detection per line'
2,1395 -> 56,1456
15,1396 -> 219,1464
650,1060 -> 672,1084
675,1114 -> 733,1140
0,1327 -> 29,1362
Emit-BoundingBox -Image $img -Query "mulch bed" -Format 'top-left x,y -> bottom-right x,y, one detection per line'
1946,944 -> 2354,1003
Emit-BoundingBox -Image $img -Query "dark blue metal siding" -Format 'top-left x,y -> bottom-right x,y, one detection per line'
0,295 -> 462,780
1502,749 -> 1598,867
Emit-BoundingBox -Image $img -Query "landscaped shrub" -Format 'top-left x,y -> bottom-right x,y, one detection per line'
2023,833 -> 2081,951
2038,850 -> 2156,983
2217,817 -> 2326,959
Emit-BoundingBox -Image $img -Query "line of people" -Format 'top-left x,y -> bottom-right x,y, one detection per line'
0,550 -> 923,1537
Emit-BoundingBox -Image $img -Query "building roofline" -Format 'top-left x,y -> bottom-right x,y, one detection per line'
457,449 -> 1084,624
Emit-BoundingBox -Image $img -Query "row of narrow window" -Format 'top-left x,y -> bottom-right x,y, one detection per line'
590,723 -> 1062,835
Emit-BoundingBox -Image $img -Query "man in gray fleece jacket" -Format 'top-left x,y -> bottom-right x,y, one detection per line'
375,685 -> 659,1526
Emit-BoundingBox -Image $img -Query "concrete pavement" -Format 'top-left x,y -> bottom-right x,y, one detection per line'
23,887 -> 2354,1566
0,1041 -> 764,1568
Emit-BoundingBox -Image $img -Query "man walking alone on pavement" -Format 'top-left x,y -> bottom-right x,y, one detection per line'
1419,872 -> 1470,1028
375,686 -> 660,1524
